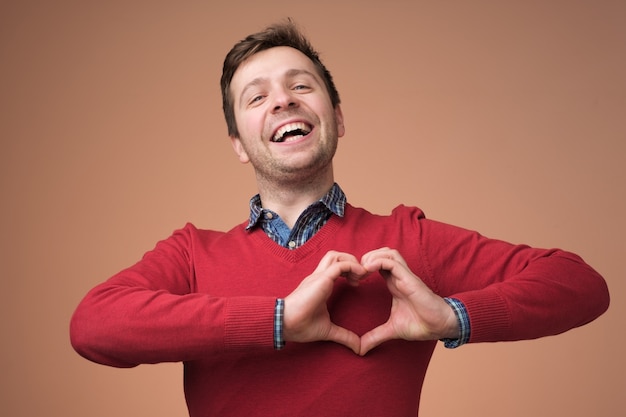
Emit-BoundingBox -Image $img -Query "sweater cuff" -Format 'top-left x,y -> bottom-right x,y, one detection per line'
224,297 -> 275,350
453,289 -> 511,343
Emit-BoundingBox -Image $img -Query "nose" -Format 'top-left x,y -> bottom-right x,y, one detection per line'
272,87 -> 298,113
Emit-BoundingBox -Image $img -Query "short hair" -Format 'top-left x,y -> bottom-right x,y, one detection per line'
221,20 -> 341,137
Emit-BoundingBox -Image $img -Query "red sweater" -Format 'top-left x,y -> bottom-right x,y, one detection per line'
70,204 -> 609,416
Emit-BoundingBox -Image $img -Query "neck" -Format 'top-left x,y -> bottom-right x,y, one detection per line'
255,168 -> 334,228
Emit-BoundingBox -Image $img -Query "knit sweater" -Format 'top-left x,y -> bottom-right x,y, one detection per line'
70,204 -> 609,416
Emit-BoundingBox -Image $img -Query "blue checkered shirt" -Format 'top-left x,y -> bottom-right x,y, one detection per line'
246,183 -> 470,350
246,183 -> 346,249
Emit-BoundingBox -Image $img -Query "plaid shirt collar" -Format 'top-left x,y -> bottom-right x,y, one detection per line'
246,183 -> 346,230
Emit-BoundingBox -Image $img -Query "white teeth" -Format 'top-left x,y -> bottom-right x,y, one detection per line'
272,122 -> 311,142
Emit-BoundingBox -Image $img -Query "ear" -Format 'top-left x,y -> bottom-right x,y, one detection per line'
229,136 -> 250,164
334,105 -> 345,138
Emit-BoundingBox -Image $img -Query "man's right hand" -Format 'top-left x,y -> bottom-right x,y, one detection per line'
283,251 -> 368,354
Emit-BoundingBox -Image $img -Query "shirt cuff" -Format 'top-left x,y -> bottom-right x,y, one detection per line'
440,297 -> 471,349
274,298 -> 285,350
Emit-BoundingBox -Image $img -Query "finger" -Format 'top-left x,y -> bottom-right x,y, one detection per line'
361,248 -> 407,271
332,251 -> 361,263
341,273 -> 368,287
326,323 -> 361,355
315,251 -> 361,273
361,256 -> 402,274
359,322 -> 395,356
328,260 -> 368,282
360,247 -> 390,266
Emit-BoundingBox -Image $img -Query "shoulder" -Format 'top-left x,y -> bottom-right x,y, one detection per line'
390,204 -> 426,220
345,203 -> 426,223
156,221 -> 248,251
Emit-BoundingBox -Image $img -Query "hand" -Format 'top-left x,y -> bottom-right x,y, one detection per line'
283,251 -> 368,354
359,247 -> 459,356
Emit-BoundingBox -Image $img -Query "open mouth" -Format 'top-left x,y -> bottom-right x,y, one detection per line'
271,122 -> 312,143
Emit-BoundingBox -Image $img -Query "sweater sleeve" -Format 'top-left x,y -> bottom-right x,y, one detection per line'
417,217 -> 610,344
69,224 -> 276,368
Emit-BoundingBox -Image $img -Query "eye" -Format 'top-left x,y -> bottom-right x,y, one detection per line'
293,84 -> 310,91
249,94 -> 265,105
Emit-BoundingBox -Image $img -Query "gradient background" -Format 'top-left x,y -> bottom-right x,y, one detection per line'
1,1 -> 624,416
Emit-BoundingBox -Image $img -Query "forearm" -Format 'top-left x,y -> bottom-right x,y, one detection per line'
420,219 -> 609,344
451,250 -> 610,343
70,283 -> 276,367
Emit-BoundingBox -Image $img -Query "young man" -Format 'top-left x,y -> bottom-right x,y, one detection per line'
70,21 -> 610,416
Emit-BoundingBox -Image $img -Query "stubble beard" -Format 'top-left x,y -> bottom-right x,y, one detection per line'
257,135 -> 337,189
254,115 -> 340,188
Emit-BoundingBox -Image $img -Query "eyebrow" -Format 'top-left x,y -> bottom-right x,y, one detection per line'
238,68 -> 319,104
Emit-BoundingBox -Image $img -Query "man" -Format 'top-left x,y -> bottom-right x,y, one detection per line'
70,21 -> 610,416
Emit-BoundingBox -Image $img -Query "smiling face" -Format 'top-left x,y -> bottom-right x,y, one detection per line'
229,46 -> 345,187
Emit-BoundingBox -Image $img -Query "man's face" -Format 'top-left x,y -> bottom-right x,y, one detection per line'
229,46 -> 344,184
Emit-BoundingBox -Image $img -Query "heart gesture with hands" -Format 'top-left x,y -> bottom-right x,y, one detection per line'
283,248 -> 460,356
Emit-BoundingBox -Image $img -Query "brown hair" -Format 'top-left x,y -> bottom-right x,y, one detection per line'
221,20 -> 341,137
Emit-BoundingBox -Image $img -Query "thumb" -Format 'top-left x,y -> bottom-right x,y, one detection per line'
326,323 -> 361,355
359,323 -> 394,356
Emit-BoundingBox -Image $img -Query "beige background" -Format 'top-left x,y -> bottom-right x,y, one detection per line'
1,1 -> 624,416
